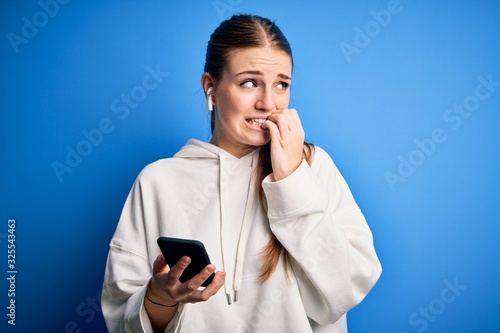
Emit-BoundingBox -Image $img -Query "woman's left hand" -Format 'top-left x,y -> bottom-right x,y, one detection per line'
262,108 -> 305,181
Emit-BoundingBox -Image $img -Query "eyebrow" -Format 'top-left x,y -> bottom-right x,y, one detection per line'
235,70 -> 291,80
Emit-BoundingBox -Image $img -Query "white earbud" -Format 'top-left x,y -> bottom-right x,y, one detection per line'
207,87 -> 214,111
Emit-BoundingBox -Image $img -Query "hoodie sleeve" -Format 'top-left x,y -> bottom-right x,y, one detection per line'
101,172 -> 184,333
262,146 -> 382,325
101,176 -> 157,333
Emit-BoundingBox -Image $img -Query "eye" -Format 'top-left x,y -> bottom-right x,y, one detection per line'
276,82 -> 290,90
240,80 -> 257,88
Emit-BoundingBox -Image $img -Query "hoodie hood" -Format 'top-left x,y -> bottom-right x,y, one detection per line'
174,138 -> 223,160
174,139 -> 261,305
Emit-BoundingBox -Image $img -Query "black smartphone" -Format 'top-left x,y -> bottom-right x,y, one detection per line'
157,237 -> 215,287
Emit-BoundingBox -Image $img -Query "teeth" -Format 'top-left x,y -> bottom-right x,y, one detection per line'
249,119 -> 265,124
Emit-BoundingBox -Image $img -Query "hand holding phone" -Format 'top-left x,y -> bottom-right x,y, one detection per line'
157,237 -> 215,287
146,241 -> 225,330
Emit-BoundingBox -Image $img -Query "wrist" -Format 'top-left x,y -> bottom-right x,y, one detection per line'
145,291 -> 179,307
146,281 -> 178,307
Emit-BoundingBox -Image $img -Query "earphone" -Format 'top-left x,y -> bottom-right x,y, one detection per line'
206,87 -> 214,111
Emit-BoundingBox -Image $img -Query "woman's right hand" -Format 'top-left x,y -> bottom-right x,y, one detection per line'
147,253 -> 226,306
145,254 -> 225,332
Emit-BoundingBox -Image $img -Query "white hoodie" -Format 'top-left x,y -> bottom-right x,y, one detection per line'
102,139 -> 381,332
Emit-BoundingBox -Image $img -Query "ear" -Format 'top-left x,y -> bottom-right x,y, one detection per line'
201,73 -> 216,110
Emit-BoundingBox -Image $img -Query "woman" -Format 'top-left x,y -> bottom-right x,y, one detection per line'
102,14 -> 381,333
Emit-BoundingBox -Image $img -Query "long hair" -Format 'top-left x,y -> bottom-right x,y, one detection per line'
204,14 -> 313,282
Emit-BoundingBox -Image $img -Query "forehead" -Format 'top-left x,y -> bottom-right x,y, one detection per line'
225,46 -> 292,77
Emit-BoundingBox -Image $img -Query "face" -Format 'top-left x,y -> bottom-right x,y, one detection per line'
209,46 -> 292,158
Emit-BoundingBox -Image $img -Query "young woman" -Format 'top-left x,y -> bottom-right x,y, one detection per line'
102,14 -> 382,333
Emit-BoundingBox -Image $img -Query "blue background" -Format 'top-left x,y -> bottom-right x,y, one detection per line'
1,0 -> 499,332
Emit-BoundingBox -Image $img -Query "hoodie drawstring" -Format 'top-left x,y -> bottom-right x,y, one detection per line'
233,152 -> 259,302
217,150 -> 259,305
217,152 -> 232,304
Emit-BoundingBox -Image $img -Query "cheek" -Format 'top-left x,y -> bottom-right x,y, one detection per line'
276,94 -> 290,109
232,93 -> 255,109
216,104 -> 242,129
218,90 -> 249,111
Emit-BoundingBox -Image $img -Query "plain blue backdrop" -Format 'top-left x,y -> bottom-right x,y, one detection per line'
1,0 -> 499,332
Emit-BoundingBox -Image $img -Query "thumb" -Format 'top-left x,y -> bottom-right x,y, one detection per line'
153,253 -> 169,275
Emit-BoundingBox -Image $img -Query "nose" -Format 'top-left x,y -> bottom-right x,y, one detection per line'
255,87 -> 275,112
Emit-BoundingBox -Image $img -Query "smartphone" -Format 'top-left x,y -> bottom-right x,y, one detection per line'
157,237 -> 215,287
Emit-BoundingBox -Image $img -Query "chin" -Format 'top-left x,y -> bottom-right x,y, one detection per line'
242,131 -> 271,148
250,137 -> 270,147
